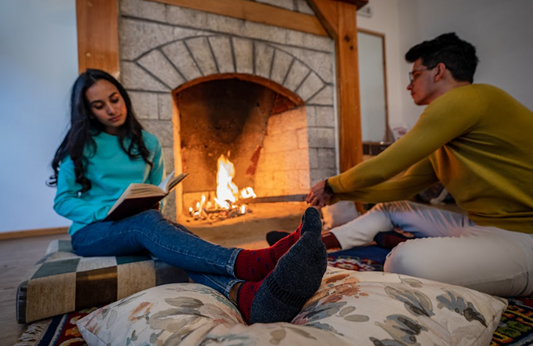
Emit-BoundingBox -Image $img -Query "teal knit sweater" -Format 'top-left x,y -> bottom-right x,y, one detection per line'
54,130 -> 164,235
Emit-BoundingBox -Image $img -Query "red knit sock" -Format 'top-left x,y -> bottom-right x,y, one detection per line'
321,232 -> 341,250
234,222 -> 302,281
237,280 -> 264,324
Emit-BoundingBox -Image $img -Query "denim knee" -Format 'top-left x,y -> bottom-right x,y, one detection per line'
138,209 -> 165,224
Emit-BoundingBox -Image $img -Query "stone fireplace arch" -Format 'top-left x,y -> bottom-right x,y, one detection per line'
117,11 -> 337,221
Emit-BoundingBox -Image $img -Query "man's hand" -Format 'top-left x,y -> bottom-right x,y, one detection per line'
306,180 -> 333,208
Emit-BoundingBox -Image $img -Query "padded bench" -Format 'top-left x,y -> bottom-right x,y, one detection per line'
16,239 -> 188,323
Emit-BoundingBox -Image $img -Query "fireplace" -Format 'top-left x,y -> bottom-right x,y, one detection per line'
115,0 -> 339,223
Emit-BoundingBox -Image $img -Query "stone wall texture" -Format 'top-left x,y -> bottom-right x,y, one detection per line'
118,0 -> 338,219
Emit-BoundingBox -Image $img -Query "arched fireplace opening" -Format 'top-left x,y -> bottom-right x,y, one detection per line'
172,74 -> 311,226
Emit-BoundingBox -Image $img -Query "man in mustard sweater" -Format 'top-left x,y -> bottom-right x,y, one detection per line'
307,32 -> 533,297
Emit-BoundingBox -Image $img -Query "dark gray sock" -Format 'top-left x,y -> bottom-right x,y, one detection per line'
250,207 -> 327,324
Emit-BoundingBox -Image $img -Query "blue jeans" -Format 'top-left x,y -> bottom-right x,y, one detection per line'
71,210 -> 243,298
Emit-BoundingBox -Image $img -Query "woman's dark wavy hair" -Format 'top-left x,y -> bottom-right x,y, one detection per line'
405,32 -> 479,83
48,69 -> 153,192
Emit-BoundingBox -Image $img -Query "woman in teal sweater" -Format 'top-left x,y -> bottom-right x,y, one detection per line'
49,69 -> 327,324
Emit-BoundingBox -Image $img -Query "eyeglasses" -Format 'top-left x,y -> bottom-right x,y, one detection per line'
408,68 -> 432,83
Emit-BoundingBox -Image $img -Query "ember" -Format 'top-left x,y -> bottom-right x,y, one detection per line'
189,153 -> 256,221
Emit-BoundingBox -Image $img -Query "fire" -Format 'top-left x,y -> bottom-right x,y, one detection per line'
214,154 -> 239,208
189,153 -> 256,220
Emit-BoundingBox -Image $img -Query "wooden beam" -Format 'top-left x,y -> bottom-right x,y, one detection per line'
76,0 -> 120,76
148,0 -> 328,37
336,1 -> 363,171
333,0 -> 368,9
308,0 -> 363,172
305,0 -> 339,38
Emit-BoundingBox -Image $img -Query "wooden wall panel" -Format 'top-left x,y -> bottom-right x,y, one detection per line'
76,0 -> 120,76
148,0 -> 328,36
336,2 -> 363,172
308,0 -> 363,172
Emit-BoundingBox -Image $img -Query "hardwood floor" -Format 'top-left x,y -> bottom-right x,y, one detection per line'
0,234 -> 71,346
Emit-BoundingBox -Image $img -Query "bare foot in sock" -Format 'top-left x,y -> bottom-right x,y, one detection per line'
237,207 -> 327,324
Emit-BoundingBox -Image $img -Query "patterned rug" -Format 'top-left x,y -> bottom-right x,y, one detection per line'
16,245 -> 533,346
14,308 -> 95,346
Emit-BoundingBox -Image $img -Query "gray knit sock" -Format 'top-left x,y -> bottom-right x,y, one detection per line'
250,207 -> 327,324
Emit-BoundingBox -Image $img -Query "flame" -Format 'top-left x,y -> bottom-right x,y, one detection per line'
214,154 -> 239,208
189,153 -> 255,219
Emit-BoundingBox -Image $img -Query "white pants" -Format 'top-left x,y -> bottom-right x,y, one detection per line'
330,200 -> 533,297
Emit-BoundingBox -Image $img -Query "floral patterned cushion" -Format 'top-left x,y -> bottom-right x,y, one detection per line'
77,267 -> 507,346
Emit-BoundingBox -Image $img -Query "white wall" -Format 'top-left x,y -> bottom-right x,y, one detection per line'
359,0 -> 533,129
0,0 -> 77,232
397,0 -> 533,127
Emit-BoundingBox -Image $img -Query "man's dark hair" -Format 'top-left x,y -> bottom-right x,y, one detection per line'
405,33 -> 479,83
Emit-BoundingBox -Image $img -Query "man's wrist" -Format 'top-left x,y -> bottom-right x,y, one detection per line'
324,179 -> 334,194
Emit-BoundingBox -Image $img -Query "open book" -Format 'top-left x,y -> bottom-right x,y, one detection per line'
104,171 -> 189,221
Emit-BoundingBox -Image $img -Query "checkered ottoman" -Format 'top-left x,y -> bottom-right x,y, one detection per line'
16,239 -> 189,323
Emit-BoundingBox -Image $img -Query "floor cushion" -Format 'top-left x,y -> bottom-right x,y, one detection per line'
17,239 -> 188,323
77,267 -> 507,346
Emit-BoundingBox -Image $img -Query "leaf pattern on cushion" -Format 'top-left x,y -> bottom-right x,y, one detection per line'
385,286 -> 434,317
117,292 -> 146,307
305,321 -> 341,334
76,271 -> 507,346
310,276 -> 367,306
324,273 -> 351,284
166,284 -> 239,311
106,308 -> 118,328
437,290 -> 487,327
285,326 -> 318,340
200,334 -> 252,345
343,314 -> 370,322
374,314 -> 428,345
165,297 -> 204,309
128,302 -> 153,322
400,277 -> 424,289
269,328 -> 286,344
297,300 -> 347,324
148,309 -> 195,332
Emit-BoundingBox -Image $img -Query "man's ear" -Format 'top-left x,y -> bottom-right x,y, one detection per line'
434,62 -> 447,81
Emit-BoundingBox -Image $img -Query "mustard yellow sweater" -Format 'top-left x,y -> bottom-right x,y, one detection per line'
327,84 -> 533,234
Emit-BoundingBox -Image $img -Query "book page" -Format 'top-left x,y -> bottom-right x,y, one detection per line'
158,170 -> 175,191
126,183 -> 166,198
158,171 -> 189,193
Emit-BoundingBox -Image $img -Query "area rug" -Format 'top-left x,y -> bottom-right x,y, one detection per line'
14,308 -> 95,346
16,245 -> 533,346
